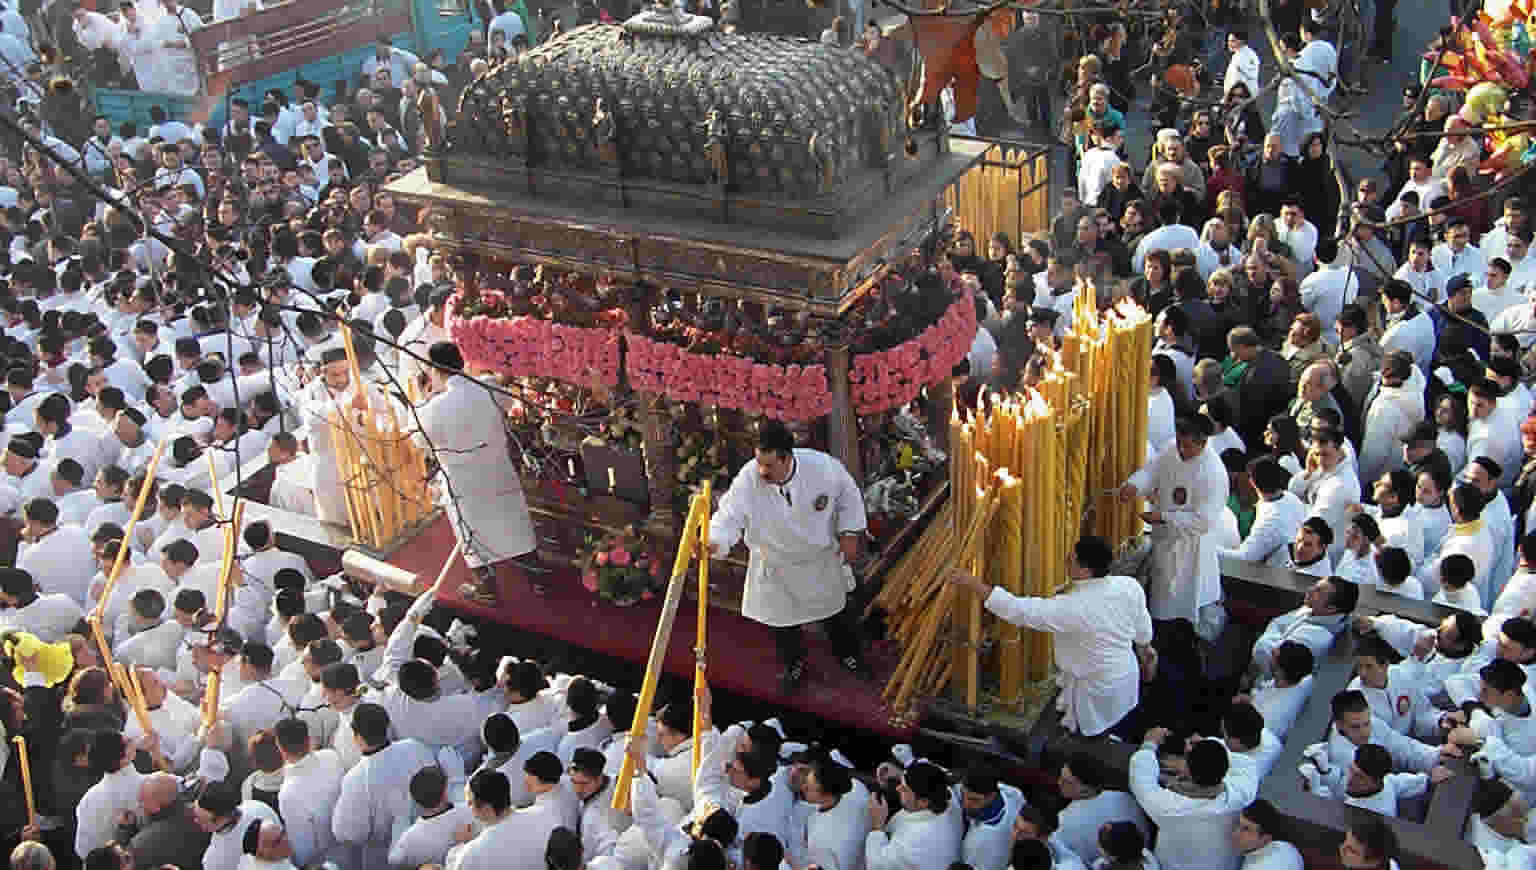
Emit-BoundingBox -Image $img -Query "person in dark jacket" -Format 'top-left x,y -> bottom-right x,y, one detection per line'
1225,324 -> 1293,448
121,772 -> 212,869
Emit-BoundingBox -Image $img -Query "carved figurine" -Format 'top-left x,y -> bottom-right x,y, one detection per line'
417,88 -> 443,153
501,94 -> 528,154
703,109 -> 730,187
809,131 -> 835,192
593,97 -> 619,168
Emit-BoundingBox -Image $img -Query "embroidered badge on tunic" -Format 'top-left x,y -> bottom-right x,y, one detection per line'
814,494 -> 829,511
1172,486 -> 1188,505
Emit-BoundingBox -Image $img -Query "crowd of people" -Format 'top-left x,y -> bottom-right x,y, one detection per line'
0,0 -> 1527,865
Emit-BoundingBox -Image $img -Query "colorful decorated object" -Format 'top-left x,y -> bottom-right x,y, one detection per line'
579,525 -> 661,605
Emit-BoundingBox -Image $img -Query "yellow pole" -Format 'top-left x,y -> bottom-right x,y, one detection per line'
614,492 -> 706,812
12,736 -> 34,827
206,449 -> 225,517
92,439 -> 168,622
692,479 -> 712,783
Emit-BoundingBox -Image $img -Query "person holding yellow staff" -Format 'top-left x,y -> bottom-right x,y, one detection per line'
707,421 -> 869,693
948,535 -> 1155,737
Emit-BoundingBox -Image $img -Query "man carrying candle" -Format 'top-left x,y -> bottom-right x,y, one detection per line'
947,535 -> 1155,737
707,420 -> 869,693
1118,414 -> 1229,638
413,341 -> 540,600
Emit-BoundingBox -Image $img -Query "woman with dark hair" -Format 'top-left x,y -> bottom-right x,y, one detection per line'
1264,414 -> 1307,476
1128,249 -> 1174,313
1295,132 -> 1340,239
1220,83 -> 1266,169
1101,163 -> 1144,224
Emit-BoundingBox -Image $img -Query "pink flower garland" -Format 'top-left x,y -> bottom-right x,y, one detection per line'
449,305 -> 622,388
448,293 -> 975,421
849,295 -> 978,415
626,334 -> 834,422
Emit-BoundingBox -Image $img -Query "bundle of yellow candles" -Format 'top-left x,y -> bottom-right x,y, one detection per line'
872,299 -> 1152,718
329,325 -> 434,550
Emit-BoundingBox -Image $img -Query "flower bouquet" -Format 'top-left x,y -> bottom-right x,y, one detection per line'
579,525 -> 661,605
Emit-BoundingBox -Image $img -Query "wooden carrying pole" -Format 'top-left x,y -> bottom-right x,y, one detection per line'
201,500 -> 245,730
92,438 -> 168,624
692,479 -> 711,784
12,735 -> 34,827
614,491 -> 707,812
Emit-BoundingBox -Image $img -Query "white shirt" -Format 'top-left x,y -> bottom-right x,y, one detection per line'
447,796 -> 563,870
1133,224 -> 1202,275
961,783 -> 1025,870
1240,840 -> 1304,870
76,765 -> 147,858
1252,676 -> 1314,741
984,575 -> 1152,736
20,524 -> 97,606
279,749 -> 346,866
1276,220 -> 1318,278
390,804 -> 474,870
1434,242 -> 1487,283
1253,607 -> 1349,674
333,737 -> 439,869
1299,264 -> 1358,345
1224,43 -> 1260,97
803,779 -> 872,870
709,448 -> 866,627
865,806 -> 963,870
0,592 -> 83,642
1222,492 -> 1307,565
1077,145 -> 1119,207
1128,742 -> 1259,870
1059,790 -> 1149,867
204,801 -> 281,870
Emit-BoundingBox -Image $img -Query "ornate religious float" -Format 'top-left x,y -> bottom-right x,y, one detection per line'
388,2 -> 988,600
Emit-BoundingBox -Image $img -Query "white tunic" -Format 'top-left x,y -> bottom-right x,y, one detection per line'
446,798 -> 562,870
1126,443 -> 1228,623
76,766 -> 147,858
1128,743 -> 1258,870
1059,789 -> 1149,867
279,749 -> 346,866
20,524 -> 97,606
333,737 -> 439,869
961,783 -> 1025,870
0,592 -> 83,642
803,779 -> 871,870
1221,492 -> 1307,565
390,804 -> 474,870
1240,841 -> 1304,870
412,376 -> 535,568
984,575 -> 1152,736
864,807 -> 962,870
203,801 -> 281,870
710,449 -> 866,627
1251,676 -> 1313,741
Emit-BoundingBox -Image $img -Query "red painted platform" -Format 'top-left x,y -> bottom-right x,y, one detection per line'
387,514 -> 913,738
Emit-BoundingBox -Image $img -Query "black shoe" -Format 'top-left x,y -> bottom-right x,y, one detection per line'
779,659 -> 808,694
841,655 -> 874,681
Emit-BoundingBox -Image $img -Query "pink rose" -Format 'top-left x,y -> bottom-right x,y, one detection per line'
595,552 -> 608,565
610,549 -> 631,567
641,588 -> 655,600
582,571 -> 599,592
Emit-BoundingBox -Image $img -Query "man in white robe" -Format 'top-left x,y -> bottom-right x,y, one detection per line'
1119,415 -> 1227,627
1129,731 -> 1259,870
148,0 -> 201,95
411,341 -> 537,592
332,703 -> 439,870
948,535 -> 1153,737
709,419 -> 868,693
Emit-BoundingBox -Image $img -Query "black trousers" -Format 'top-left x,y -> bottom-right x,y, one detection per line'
774,606 -> 862,667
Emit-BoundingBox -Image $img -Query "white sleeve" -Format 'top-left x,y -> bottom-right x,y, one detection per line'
707,464 -> 754,557
1224,504 -> 1288,563
984,586 -> 1093,634
333,770 -> 371,845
